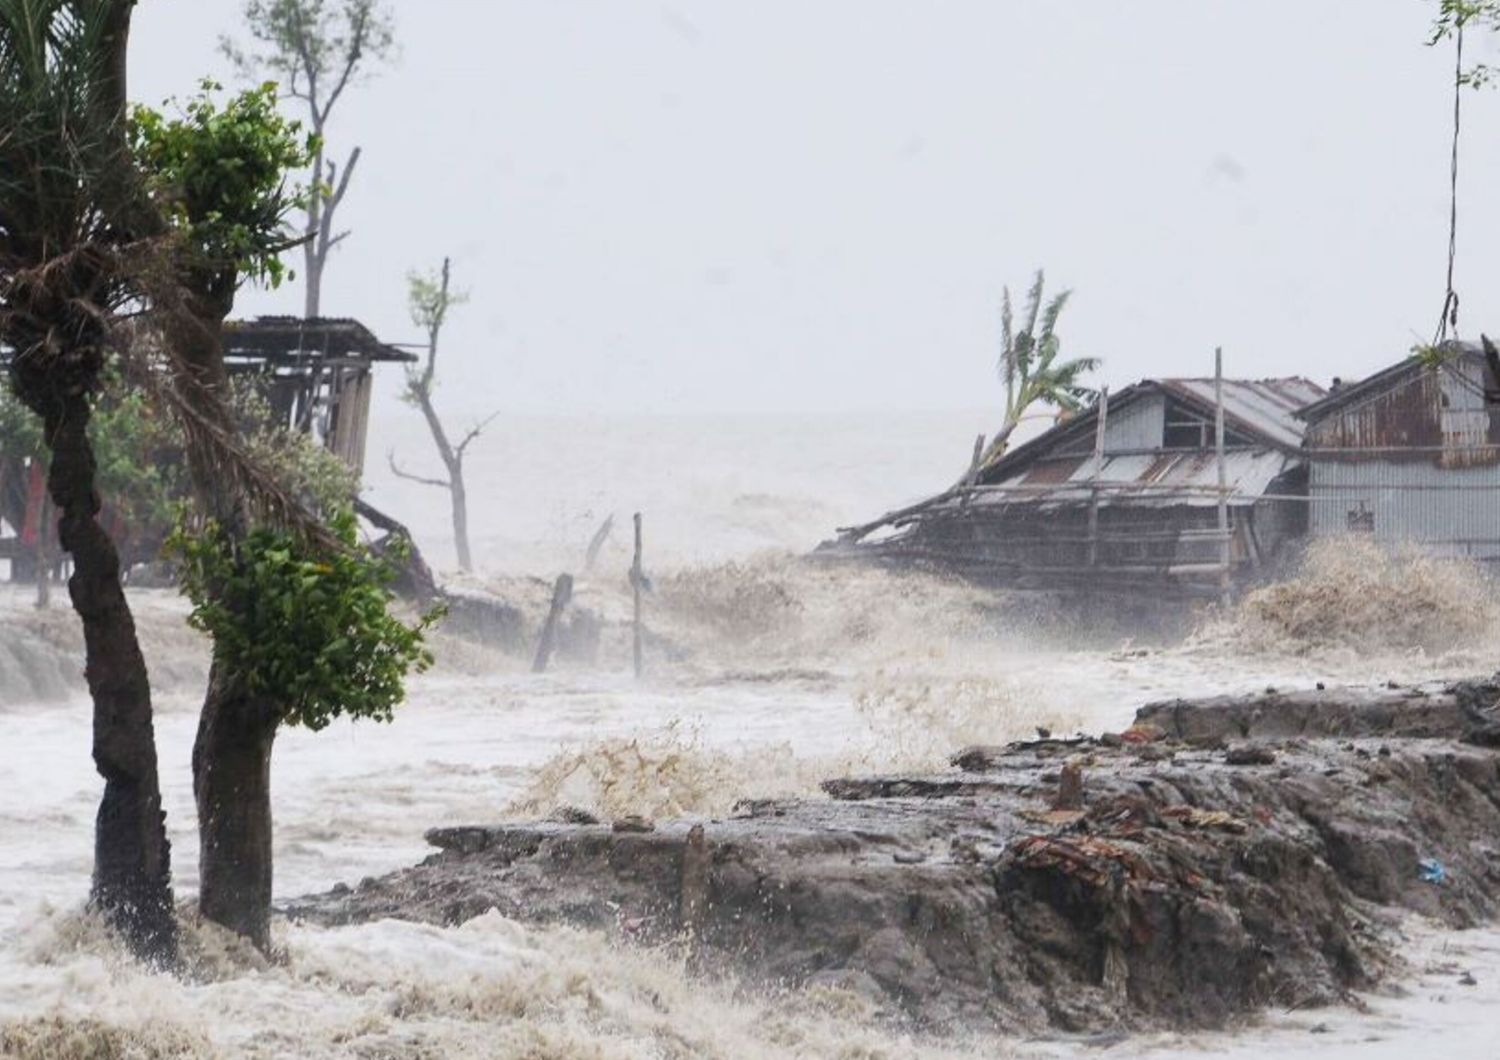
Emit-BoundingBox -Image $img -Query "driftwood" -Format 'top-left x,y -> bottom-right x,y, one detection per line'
355,496 -> 441,604
531,573 -> 574,673
356,496 -> 525,650
835,486 -> 961,544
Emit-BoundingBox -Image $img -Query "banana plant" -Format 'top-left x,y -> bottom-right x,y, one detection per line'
978,269 -> 1100,469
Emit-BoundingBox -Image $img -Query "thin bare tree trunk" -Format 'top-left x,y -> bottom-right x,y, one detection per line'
389,258 -> 489,572
303,249 -> 323,319
303,139 -> 325,318
449,456 -> 471,572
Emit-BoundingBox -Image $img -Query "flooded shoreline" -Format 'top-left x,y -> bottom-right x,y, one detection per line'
3,540 -> 1500,1057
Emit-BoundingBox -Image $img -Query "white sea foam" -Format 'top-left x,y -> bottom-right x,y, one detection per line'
3,410 -> 1498,1057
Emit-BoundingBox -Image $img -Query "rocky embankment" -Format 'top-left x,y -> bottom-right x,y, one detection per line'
289,680 -> 1500,1034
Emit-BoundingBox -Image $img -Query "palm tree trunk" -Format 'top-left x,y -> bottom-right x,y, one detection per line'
44,392 -> 176,965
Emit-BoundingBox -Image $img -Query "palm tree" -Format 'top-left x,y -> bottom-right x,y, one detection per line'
978,270 -> 1100,469
0,0 -> 176,963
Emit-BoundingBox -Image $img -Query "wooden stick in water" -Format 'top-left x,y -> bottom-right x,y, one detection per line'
584,514 -> 614,573
632,512 -> 644,679
532,572 -> 574,673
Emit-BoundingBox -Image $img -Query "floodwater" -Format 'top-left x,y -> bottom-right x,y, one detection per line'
3,409 -> 1500,1058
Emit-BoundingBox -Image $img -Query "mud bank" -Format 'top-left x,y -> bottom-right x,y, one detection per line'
289,681 -> 1500,1035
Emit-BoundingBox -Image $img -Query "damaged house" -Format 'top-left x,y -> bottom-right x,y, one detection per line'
1,316 -> 415,579
839,376 -> 1326,598
1299,341 -> 1500,560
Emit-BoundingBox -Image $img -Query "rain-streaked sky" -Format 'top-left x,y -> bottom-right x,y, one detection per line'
131,1 -> 1500,416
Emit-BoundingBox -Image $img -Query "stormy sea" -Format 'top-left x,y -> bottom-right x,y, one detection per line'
2,409 -> 1498,1058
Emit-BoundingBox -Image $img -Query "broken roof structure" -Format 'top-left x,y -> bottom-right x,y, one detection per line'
2,316 -> 416,580
978,377 -> 1324,509
834,375 -> 1326,598
222,316 -> 417,475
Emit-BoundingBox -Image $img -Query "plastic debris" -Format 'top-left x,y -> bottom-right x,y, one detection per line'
1418,857 -> 1447,884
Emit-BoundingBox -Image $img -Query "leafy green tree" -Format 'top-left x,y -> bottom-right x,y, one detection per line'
171,512 -> 434,732
389,257 -> 493,572
136,80 -> 430,951
978,270 -> 1100,469
1431,1 -> 1500,84
0,0 -> 177,964
220,0 -> 396,317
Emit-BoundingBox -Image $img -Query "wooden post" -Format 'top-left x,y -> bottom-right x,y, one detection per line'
1214,347 -> 1231,608
631,512 -> 644,679
583,514 -> 614,573
680,822 -> 709,939
33,495 -> 50,610
1087,387 -> 1109,568
532,573 -> 574,673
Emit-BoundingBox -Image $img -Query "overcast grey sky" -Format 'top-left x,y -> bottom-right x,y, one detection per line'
130,1 -> 1500,417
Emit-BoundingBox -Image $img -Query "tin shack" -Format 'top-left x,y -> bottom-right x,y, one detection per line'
1298,342 -> 1500,560
840,376 -> 1325,597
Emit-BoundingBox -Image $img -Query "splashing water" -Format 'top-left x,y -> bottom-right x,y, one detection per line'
7,406 -> 1500,1058
1203,537 -> 1500,659
505,728 -> 825,821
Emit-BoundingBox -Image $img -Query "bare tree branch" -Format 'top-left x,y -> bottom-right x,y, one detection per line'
322,6 -> 371,117
326,146 -> 361,212
387,451 -> 451,490
314,147 -> 361,269
284,65 -> 307,103
291,21 -> 323,125
264,231 -> 315,255
455,410 -> 501,459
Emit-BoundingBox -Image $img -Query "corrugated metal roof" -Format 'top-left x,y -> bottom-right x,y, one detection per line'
979,376 -> 1325,487
223,316 -> 418,364
1159,377 -> 1326,451
1297,342 -> 1498,423
990,448 -> 1296,508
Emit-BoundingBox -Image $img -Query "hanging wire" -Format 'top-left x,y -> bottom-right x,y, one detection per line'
1435,19 -> 1465,346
